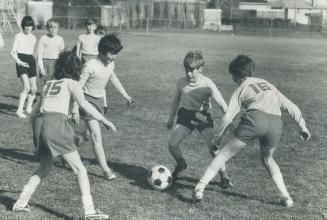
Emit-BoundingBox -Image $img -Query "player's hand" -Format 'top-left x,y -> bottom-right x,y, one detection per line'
18,61 -> 29,68
39,68 -> 46,76
102,118 -> 117,133
299,127 -> 310,141
72,113 -> 80,124
166,119 -> 174,129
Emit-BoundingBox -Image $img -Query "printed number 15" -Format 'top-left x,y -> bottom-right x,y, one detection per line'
43,81 -> 63,96
249,82 -> 271,94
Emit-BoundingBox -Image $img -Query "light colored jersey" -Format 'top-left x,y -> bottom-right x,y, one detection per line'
12,32 -> 36,54
40,79 -> 95,117
223,77 -> 305,127
37,34 -> 64,59
77,33 -> 100,55
79,58 -> 115,98
178,74 -> 222,112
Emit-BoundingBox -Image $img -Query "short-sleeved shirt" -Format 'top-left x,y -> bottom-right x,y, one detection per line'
77,33 -> 100,55
177,74 -> 221,112
37,34 -> 65,59
223,77 -> 305,128
12,32 -> 36,55
79,58 -> 115,98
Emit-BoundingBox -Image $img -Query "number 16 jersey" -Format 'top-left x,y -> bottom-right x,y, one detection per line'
223,77 -> 305,127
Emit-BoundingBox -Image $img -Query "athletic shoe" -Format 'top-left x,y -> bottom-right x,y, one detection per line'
16,111 -> 27,118
280,197 -> 294,207
12,202 -> 30,212
104,170 -> 117,181
221,177 -> 234,189
85,209 -> 109,219
192,187 -> 204,203
172,159 -> 187,182
210,145 -> 220,157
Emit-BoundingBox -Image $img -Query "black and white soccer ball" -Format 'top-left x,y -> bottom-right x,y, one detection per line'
147,165 -> 173,191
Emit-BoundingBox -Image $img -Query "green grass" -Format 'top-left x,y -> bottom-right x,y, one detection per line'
0,29 -> 326,220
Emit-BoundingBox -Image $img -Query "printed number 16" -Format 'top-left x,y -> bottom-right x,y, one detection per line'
249,82 -> 271,94
43,81 -> 63,96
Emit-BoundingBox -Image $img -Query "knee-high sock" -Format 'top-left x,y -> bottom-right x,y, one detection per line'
82,194 -> 95,215
16,175 -> 41,207
271,173 -> 290,198
17,93 -> 28,112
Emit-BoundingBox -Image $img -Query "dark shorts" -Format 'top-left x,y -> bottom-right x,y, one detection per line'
33,112 -> 77,158
16,53 -> 37,78
80,94 -> 104,121
234,110 -> 283,149
176,107 -> 214,132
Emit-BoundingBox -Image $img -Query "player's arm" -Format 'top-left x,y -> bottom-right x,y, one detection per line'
10,36 -> 28,67
36,37 -> 46,76
71,82 -> 117,132
76,36 -> 82,60
275,87 -> 310,140
59,37 -> 65,53
109,72 -> 132,103
166,84 -> 181,129
208,79 -> 228,114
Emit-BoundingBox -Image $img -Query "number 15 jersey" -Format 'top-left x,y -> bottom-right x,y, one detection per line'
223,77 -> 305,127
40,79 -> 85,117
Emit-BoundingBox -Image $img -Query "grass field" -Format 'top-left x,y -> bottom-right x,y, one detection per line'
0,29 -> 326,220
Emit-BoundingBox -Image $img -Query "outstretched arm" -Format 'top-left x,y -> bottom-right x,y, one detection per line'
208,80 -> 228,114
109,72 -> 132,103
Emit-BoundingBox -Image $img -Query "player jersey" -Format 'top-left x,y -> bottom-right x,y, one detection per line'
79,58 -> 115,98
223,77 -> 305,127
40,78 -> 98,117
178,74 -> 222,112
77,33 -> 100,55
37,35 -> 64,59
12,32 -> 36,55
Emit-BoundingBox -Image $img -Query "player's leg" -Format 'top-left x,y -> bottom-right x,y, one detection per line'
193,137 -> 246,202
25,76 -> 37,114
87,119 -> 116,180
62,151 -> 109,219
200,128 -> 233,189
168,124 -> 192,181
13,154 -> 53,211
16,74 -> 30,118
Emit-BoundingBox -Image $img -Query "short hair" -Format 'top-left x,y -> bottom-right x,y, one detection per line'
53,51 -> 81,81
95,25 -> 106,36
183,50 -> 205,70
229,55 -> 255,79
85,17 -> 97,26
98,34 -> 123,63
46,18 -> 59,30
21,16 -> 35,30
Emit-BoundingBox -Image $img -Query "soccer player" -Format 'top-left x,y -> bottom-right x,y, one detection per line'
12,52 -> 114,219
72,34 -> 132,181
75,18 -> 100,63
11,16 -> 37,118
193,55 -> 311,207
37,18 -> 65,81
166,50 -> 233,188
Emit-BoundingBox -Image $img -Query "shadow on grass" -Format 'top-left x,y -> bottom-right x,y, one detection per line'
220,190 -> 281,206
0,147 -> 36,164
0,102 -> 18,116
2,94 -> 19,100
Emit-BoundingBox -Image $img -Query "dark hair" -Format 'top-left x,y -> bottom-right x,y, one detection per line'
46,18 -> 59,30
21,16 -> 35,30
85,17 -> 97,26
95,25 -> 106,36
53,51 -> 81,80
229,55 -> 255,80
98,34 -> 123,63
183,50 -> 205,70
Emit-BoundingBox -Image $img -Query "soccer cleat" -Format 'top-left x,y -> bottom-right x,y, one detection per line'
16,111 -> 27,118
192,188 -> 204,203
85,209 -> 109,220
220,177 -> 234,189
280,197 -> 294,207
172,159 -> 187,182
104,170 -> 117,181
210,145 -> 220,157
12,202 -> 31,212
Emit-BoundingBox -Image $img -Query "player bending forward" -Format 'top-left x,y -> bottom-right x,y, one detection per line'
193,55 -> 310,207
12,52 -> 115,219
166,50 -> 232,188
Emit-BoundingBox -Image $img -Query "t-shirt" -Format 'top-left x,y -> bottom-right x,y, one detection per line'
12,32 -> 36,55
37,35 -> 65,59
77,33 -> 100,56
223,77 -> 306,128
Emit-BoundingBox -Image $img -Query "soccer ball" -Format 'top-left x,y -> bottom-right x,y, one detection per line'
147,165 -> 173,191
